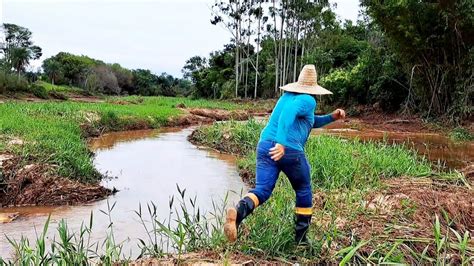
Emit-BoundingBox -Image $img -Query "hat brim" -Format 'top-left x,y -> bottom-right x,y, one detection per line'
280,83 -> 333,95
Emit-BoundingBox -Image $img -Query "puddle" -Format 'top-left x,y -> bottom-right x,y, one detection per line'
0,127 -> 247,258
314,122 -> 474,169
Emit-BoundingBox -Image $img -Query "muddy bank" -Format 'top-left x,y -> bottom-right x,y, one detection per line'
0,154 -> 112,207
313,177 -> 474,263
168,107 -> 269,127
130,251 -> 288,265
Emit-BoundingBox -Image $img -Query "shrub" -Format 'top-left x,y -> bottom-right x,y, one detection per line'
29,84 -> 49,99
0,72 -> 29,93
48,90 -> 69,100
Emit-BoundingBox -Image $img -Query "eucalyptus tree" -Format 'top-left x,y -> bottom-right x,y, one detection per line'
211,0 -> 245,97
253,0 -> 268,98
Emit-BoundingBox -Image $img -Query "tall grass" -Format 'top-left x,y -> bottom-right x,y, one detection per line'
1,187 -> 229,265
192,119 -> 433,190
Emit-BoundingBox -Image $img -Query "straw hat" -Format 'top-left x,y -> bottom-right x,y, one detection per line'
280,64 -> 332,95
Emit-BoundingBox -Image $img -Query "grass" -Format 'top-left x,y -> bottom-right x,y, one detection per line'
190,120 -> 433,189
0,96 -> 260,182
36,81 -> 84,93
449,126 -> 474,142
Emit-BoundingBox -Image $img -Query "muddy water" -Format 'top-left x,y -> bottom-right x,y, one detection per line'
315,121 -> 474,169
0,128 -> 247,259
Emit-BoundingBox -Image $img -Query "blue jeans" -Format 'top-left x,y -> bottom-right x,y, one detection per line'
249,140 -> 312,213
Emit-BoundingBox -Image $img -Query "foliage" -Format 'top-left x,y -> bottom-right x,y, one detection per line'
42,53 -> 191,97
361,0 -> 474,119
0,72 -> 29,93
449,127 -> 474,142
29,84 -> 49,99
182,1 -> 473,120
0,23 -> 42,74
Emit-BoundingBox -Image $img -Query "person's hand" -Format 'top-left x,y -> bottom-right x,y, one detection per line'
269,143 -> 285,161
331,109 -> 346,120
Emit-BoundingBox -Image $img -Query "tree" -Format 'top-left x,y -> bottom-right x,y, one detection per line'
1,23 -> 42,75
361,0 -> 474,119
182,56 -> 207,80
211,0 -> 246,98
42,57 -> 63,85
110,63 -> 133,92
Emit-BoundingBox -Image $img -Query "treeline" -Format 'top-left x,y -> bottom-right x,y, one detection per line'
42,53 -> 191,96
0,23 -> 191,97
183,0 -> 473,119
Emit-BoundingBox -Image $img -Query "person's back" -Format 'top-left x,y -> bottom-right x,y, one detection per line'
260,92 -> 317,151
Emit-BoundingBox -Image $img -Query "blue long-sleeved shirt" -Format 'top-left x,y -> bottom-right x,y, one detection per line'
259,92 -> 334,151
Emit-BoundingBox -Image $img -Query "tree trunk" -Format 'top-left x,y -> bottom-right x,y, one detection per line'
245,6 -> 252,99
254,1 -> 262,99
282,33 -> 288,86
300,22 -> 306,72
234,0 -> 240,98
293,18 -> 300,82
278,6 -> 285,95
273,0 -> 280,96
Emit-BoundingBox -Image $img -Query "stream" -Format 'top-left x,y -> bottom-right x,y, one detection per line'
0,127 -> 247,259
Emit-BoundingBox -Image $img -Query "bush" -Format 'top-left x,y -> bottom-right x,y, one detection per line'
48,90 -> 69,100
0,72 -> 29,93
29,84 -> 49,99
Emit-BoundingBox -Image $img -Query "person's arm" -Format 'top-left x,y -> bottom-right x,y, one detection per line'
313,114 -> 335,128
313,109 -> 346,128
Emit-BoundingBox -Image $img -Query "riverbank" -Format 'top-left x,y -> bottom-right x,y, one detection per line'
189,120 -> 473,264
0,96 -> 271,207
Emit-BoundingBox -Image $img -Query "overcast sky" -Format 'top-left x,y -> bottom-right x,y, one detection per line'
1,0 -> 360,77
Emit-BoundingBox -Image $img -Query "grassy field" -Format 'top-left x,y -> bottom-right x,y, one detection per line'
0,96 -> 257,182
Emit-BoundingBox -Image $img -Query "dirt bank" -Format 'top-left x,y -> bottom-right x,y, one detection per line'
0,154 -> 112,207
312,177 -> 474,263
129,251 -> 288,265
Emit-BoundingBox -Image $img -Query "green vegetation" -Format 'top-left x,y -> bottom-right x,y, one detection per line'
1,189 -> 229,265
36,80 -> 83,93
42,52 -> 192,96
0,23 -> 192,97
0,97 -> 251,182
191,120 -> 433,189
449,127 -> 474,142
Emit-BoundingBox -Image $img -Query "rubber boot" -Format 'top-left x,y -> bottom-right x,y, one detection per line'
295,214 -> 311,245
224,196 -> 256,243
